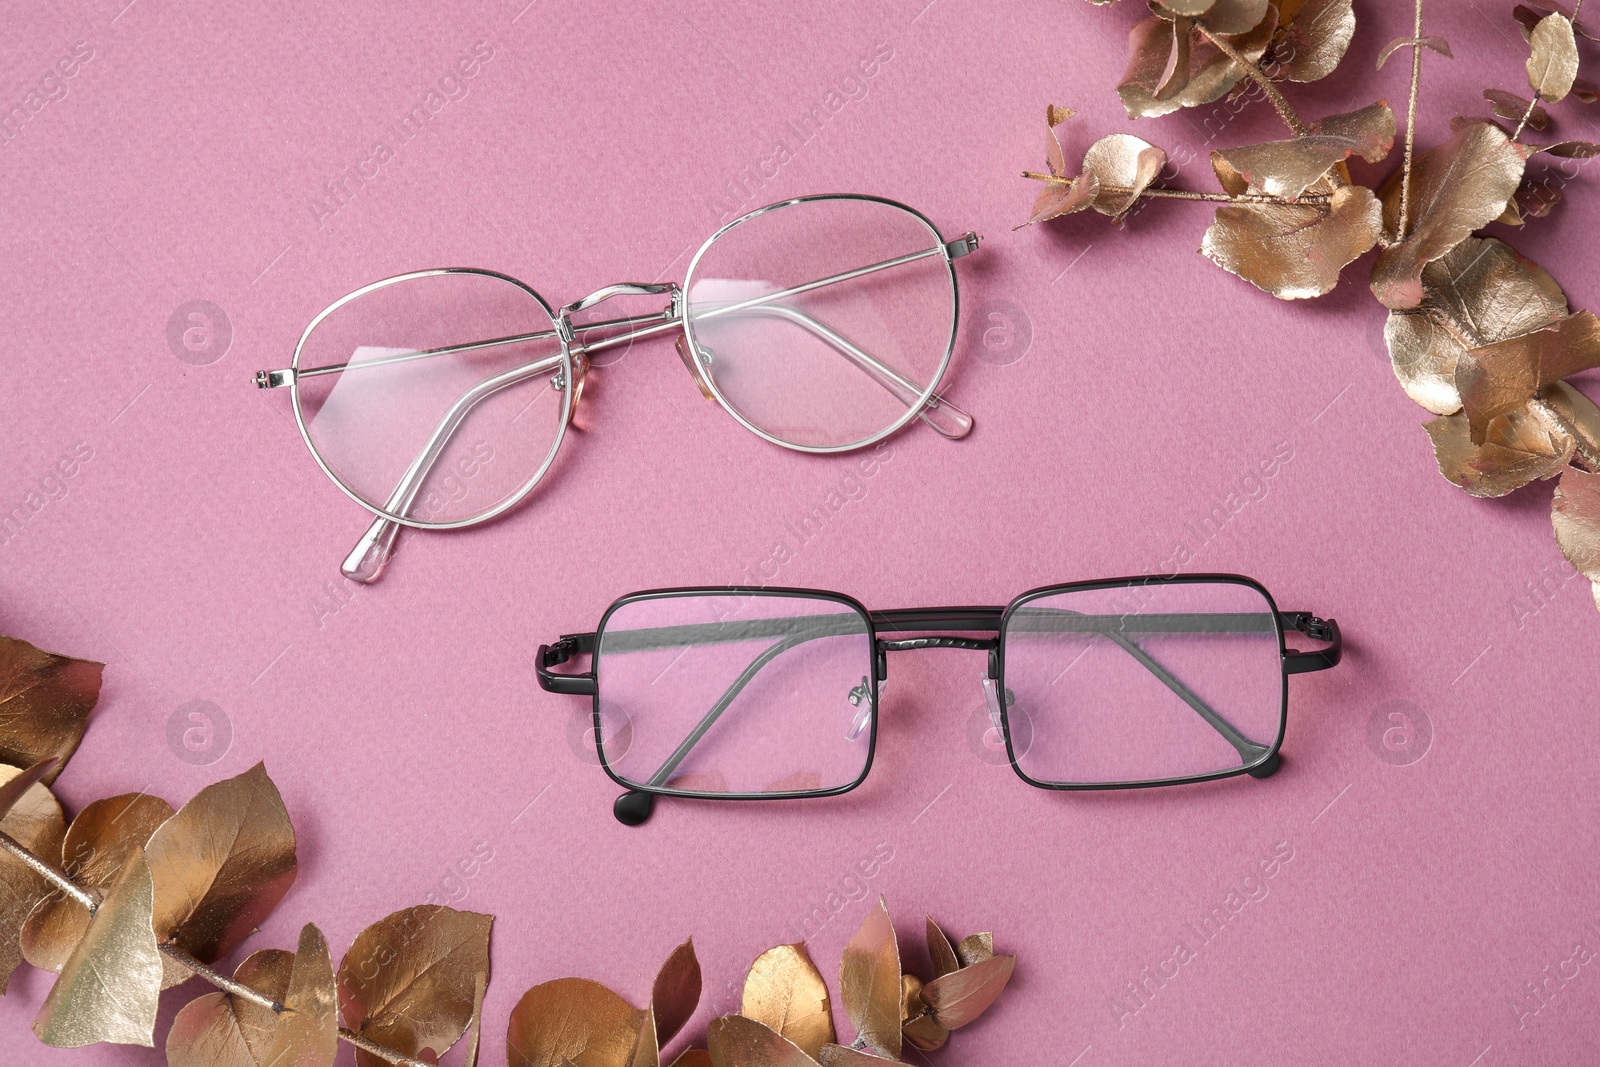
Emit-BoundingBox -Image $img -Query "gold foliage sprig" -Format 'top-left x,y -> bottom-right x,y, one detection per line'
0,635 -> 1018,1066
1025,0 -> 1600,610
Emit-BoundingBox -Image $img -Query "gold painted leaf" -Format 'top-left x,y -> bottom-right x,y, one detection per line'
338,904 -> 493,1067
1045,105 -> 1074,177
1424,406 -> 1574,497
1376,35 -> 1453,69
839,898 -> 900,1060
33,850 -> 162,1048
632,1008 -> 659,1067
741,943 -> 833,1060
22,791 -> 174,973
817,1045 -> 899,1066
0,758 -> 56,820
146,761 -> 297,985
1159,0 -> 1268,35
1202,184 -> 1382,299
955,933 -> 994,968
1021,174 -> 1100,227
706,1015 -> 817,1067
507,978 -> 645,1067
1383,237 -> 1569,415
921,954 -> 1017,1030
1485,88 -> 1550,130
1545,380 -> 1600,448
1533,140 -> 1600,158
166,948 -> 294,1067
899,974 -> 947,1052
1457,310 -> 1600,441
1119,11 -> 1277,118
0,761 -> 65,994
1553,468 -> 1600,610
652,938 -> 701,1047
260,923 -> 338,1067
1267,0 -> 1355,82
1082,134 -> 1167,218
0,636 -> 102,785
925,916 -> 959,979
1211,102 -> 1394,200
1527,13 -> 1580,103
1514,3 -> 1599,41
671,1051 -> 713,1067
1371,122 -> 1529,309
1156,15 -> 1193,99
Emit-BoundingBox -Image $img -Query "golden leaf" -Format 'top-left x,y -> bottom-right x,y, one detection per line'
33,850 -> 162,1048
1154,0 -> 1216,16
507,978 -> 645,1067
632,1008 -> 659,1067
1553,467 -> 1600,610
1485,89 -> 1550,130
1376,35 -> 1452,69
1118,11 -> 1277,119
817,1045 -> 898,1066
1082,134 -> 1168,218
1527,13 -> 1580,103
1202,184 -> 1382,299
1156,15 -> 1193,99
741,943 -> 834,1060
1371,122 -> 1529,309
1545,380 -> 1600,447
706,1015 -> 817,1067
21,792 -> 174,973
1159,0 -> 1268,35
1514,3 -> 1599,42
671,1052 -> 713,1067
925,916 -> 960,979
1022,174 -> 1100,227
260,923 -> 339,1067
0,761 -> 65,994
1533,140 -> 1600,158
145,761 -> 297,985
955,933 -> 994,968
921,954 -> 1016,1030
337,904 -> 493,1067
652,938 -> 701,1048
1045,105 -> 1074,176
1457,311 -> 1600,442
462,966 -> 489,1067
1267,0 -> 1355,82
166,948 -> 294,1067
0,757 -> 56,820
1210,102 -> 1394,200
899,974 -> 947,1052
839,898 -> 900,1060
0,636 -> 102,785
1383,237 -> 1569,415
1424,405 -> 1574,497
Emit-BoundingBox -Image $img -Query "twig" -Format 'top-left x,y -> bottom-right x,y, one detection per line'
1398,0 -> 1426,239
1513,91 -> 1543,141
0,830 -> 429,1067
1534,393 -> 1600,472
1196,20 -> 1310,135
1021,171 -> 1330,204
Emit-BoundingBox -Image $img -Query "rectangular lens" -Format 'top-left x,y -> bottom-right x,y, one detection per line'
594,591 -> 875,797
1000,579 -> 1284,786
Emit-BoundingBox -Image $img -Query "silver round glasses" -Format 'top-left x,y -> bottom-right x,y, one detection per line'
255,195 -> 983,582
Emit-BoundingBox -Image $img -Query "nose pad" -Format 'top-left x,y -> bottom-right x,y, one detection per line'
981,677 -> 1015,730
845,675 -> 878,741
561,351 -> 590,429
675,334 -> 717,401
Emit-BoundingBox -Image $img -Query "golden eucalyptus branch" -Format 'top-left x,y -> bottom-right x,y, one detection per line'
0,830 -> 428,1067
1196,19 -> 1311,135
1398,0 -> 1426,238
1020,170 -> 1332,204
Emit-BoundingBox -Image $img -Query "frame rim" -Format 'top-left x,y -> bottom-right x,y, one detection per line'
590,585 -> 881,801
680,193 -> 962,456
996,572 -> 1290,792
289,266 -> 574,530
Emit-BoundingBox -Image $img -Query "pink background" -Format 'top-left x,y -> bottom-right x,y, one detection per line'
4,1 -> 1599,1064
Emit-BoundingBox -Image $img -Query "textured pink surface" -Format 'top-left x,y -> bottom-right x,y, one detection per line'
3,1 -> 1599,1064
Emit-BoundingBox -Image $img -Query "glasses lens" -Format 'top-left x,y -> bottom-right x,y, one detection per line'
1001,581 -> 1284,786
594,593 -> 875,796
294,271 -> 569,526
683,197 -> 956,450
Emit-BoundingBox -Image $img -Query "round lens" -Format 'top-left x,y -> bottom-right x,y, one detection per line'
293,270 -> 570,527
682,196 -> 957,451
1001,580 -> 1285,786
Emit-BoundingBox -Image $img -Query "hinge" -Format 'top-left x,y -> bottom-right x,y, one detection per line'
944,232 -> 981,259
254,369 -> 294,389
1288,613 -> 1336,642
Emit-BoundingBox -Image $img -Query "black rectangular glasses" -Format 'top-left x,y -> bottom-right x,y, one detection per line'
536,575 -> 1341,825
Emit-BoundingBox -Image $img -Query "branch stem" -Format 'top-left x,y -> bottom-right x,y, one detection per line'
1196,21 -> 1310,135
0,830 -> 430,1067
1398,0 -> 1426,240
1021,172 -> 1329,204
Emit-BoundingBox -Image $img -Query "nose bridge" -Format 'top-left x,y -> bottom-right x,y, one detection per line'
556,281 -> 683,348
